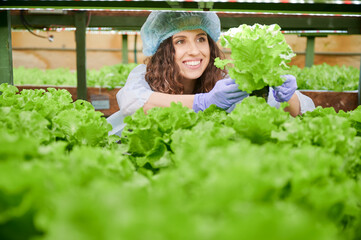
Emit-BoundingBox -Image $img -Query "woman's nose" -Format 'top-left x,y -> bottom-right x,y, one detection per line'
187,41 -> 200,55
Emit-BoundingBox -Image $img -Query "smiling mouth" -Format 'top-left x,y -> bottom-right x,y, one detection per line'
184,60 -> 202,68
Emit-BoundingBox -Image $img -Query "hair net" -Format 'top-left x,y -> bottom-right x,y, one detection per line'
141,11 -> 221,56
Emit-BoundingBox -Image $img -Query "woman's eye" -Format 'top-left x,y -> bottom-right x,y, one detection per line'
175,40 -> 184,45
197,37 -> 206,42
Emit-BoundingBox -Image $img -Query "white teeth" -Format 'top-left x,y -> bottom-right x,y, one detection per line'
185,61 -> 200,66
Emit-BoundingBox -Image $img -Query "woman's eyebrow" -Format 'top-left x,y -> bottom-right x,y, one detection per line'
173,32 -> 207,40
173,35 -> 185,40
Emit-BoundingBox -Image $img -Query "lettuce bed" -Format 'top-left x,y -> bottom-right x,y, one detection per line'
13,63 -> 138,89
290,63 -> 359,91
1,83 -> 361,240
13,62 -> 359,93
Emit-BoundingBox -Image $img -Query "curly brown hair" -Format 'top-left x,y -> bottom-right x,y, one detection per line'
144,35 -> 227,94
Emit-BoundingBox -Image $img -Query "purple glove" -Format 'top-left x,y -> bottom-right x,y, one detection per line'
193,77 -> 248,112
272,75 -> 298,102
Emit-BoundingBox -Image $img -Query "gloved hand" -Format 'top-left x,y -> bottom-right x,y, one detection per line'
272,75 -> 298,102
193,77 -> 248,112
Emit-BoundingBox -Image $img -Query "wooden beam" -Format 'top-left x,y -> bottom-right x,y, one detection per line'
9,11 -> 361,34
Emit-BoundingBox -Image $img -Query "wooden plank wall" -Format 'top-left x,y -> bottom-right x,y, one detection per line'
287,35 -> 361,68
11,31 -> 361,70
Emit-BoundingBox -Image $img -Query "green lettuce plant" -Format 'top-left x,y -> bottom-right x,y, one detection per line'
2,83 -> 361,240
289,63 -> 359,91
13,63 -> 138,89
0,83 -> 118,148
215,24 -> 295,93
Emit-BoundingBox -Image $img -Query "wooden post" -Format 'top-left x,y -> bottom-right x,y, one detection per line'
358,56 -> 361,105
0,11 -> 13,85
305,36 -> 315,68
134,34 -> 137,64
75,11 -> 87,100
122,34 -> 128,64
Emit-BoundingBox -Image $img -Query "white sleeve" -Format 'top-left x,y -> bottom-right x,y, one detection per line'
295,91 -> 316,114
267,87 -> 315,114
116,64 -> 154,116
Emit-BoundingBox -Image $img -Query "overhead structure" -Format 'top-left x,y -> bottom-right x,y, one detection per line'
1,0 -> 361,13
1,0 -> 360,103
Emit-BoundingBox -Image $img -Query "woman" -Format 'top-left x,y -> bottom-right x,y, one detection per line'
107,11 -> 315,136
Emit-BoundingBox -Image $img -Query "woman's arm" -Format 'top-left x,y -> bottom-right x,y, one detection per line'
284,93 -> 301,117
272,75 -> 303,117
143,92 -> 195,113
143,78 -> 248,113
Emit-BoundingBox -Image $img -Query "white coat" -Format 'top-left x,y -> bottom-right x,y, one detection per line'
107,64 -> 315,136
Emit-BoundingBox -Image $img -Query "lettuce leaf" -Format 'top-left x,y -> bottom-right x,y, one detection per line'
226,96 -> 290,144
121,102 -> 199,169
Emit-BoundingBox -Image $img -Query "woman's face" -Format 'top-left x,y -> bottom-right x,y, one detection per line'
172,29 -> 210,82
